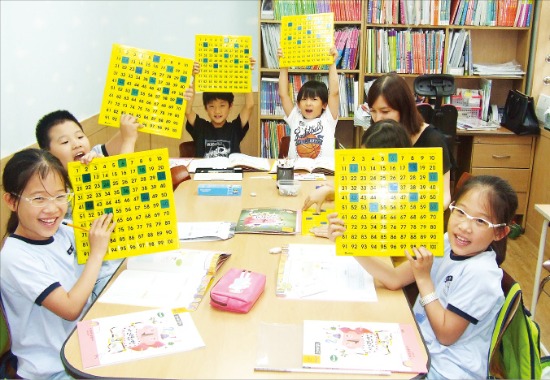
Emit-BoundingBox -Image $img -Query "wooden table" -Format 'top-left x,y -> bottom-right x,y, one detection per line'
62,172 -> 429,379
531,204 -> 550,318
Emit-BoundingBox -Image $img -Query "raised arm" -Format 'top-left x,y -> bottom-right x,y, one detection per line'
184,61 -> 201,127
41,213 -> 115,321
326,46 -> 340,120
103,114 -> 142,156
277,48 -> 294,117
239,57 -> 257,127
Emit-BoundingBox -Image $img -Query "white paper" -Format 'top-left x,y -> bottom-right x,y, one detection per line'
177,222 -> 233,241
276,244 -> 377,302
99,249 -> 229,309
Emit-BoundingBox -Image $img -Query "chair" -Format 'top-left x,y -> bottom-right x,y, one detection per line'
414,74 -> 459,182
170,165 -> 190,191
488,270 -> 542,379
537,260 -> 550,304
0,299 -> 17,378
179,141 -> 197,158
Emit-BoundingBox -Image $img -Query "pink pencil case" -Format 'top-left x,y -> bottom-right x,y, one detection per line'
210,268 -> 266,313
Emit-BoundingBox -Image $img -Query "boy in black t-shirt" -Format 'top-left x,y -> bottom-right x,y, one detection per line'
184,58 -> 256,158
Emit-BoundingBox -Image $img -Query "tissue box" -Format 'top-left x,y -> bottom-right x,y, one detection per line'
198,184 -> 242,196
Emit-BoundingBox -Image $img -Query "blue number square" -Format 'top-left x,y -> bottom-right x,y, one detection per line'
388,153 -> 398,162
369,203 -> 379,212
307,30 -> 312,35
224,53 -> 229,59
149,77 -> 156,85
162,87 -> 169,95
234,43 -> 239,48
137,165 -> 147,175
157,171 -> 166,181
244,48 -> 249,54
101,180 -> 111,189
214,47 -> 218,53
203,58 -> 208,63
135,66 -> 143,75
287,22 -> 293,27
409,192 -> 419,202
350,193 -> 359,202
104,207 -> 113,215
244,64 -> 250,70
213,63 -> 218,69
408,162 -> 418,172
297,26 -> 302,31
234,59 -> 239,64
131,88 -> 139,96
429,172 -> 438,182
153,55 -> 160,63
82,173 -> 91,183
349,163 -> 358,173
160,199 -> 170,209
176,97 -> 183,105
287,36 -> 292,41
117,78 -> 125,86
118,158 -> 127,168
203,42 -> 208,48
121,186 -> 130,196
297,40 -> 302,45
389,183 -> 398,192
121,56 -> 129,64
140,193 -> 150,202
166,65 -> 173,73
85,201 -> 94,211
429,202 -> 439,212
179,75 -> 187,83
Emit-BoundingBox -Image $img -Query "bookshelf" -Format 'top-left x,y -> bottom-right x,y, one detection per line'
258,0 -> 535,155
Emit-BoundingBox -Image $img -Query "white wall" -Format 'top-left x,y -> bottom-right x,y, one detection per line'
0,0 -> 259,158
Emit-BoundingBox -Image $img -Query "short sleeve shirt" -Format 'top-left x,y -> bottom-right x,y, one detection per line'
284,107 -> 338,159
186,115 -> 249,158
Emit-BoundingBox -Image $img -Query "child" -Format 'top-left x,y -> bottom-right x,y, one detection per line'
0,148 -> 116,379
36,109 -> 141,299
365,73 -> 452,209
184,57 -> 256,158
278,46 -> 339,159
327,175 -> 518,379
302,119 -> 411,214
36,109 -> 142,169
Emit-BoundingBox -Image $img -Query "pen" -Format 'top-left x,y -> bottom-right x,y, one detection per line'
62,221 -> 89,232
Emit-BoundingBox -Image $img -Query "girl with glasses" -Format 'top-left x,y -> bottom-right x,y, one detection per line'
327,175 -> 518,379
1,148 -> 115,379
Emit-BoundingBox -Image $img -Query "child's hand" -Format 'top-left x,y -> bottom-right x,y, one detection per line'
405,246 -> 433,282
277,47 -> 284,60
88,213 -> 116,262
302,185 -> 334,213
184,84 -> 195,101
79,150 -> 101,165
310,225 -> 329,239
249,56 -> 257,70
327,212 -> 346,242
194,61 -> 201,75
120,113 -> 142,143
330,46 -> 338,61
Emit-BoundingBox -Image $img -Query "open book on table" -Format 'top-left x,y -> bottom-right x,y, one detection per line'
98,249 -> 231,310
187,153 -> 270,173
235,208 -> 300,235
177,221 -> 235,241
77,308 -> 204,369
270,157 -> 335,175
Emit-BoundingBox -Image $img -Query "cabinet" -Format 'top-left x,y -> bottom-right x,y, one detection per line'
258,0 -> 535,154
456,130 -> 536,226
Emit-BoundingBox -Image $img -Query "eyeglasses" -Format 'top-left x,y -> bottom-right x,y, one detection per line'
449,202 -> 506,229
15,192 -> 74,207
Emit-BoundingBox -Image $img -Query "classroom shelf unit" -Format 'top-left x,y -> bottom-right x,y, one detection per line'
257,0 -> 535,156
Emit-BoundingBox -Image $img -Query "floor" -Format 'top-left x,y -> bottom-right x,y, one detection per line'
501,234 -> 550,355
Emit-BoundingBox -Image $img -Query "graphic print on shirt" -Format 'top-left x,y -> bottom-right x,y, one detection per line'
204,140 -> 231,158
444,275 -> 453,294
294,119 -> 324,159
